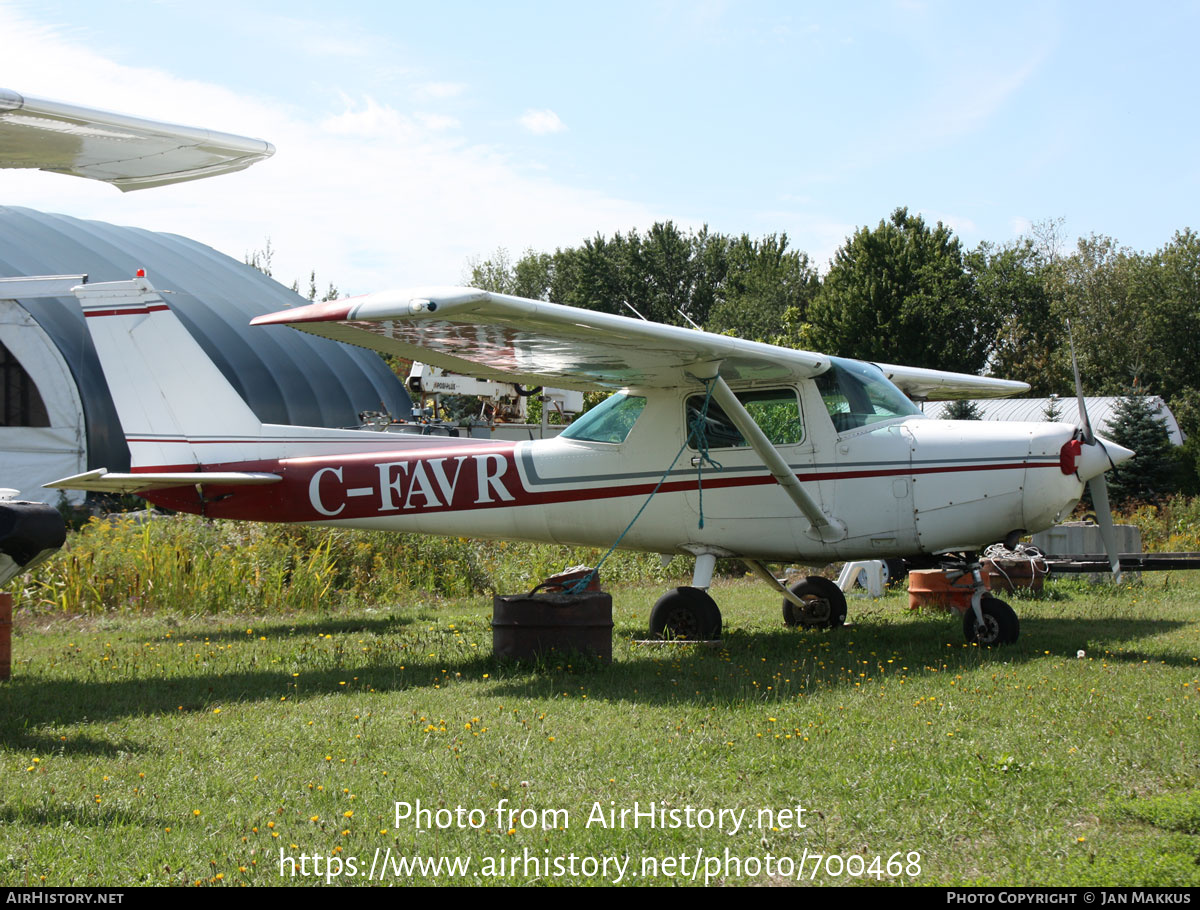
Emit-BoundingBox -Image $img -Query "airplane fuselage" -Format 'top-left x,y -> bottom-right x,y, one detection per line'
144,381 -> 1089,563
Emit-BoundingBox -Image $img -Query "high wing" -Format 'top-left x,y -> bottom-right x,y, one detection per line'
876,362 -> 1028,401
0,88 -> 274,191
252,287 -> 829,390
253,286 -> 1029,399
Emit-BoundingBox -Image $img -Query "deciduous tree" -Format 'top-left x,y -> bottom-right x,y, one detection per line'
808,208 -> 994,374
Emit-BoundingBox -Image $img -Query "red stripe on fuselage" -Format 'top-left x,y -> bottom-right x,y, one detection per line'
135,445 -> 1056,523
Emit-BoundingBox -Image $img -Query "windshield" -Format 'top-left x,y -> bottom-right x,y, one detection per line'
559,392 -> 646,444
815,357 -> 921,432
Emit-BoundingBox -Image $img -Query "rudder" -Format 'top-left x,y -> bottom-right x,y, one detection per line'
75,275 -> 264,469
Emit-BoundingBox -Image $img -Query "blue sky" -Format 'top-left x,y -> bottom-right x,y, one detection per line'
2,0 -> 1197,295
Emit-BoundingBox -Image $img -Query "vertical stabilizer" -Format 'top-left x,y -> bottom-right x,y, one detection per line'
74,276 -> 264,469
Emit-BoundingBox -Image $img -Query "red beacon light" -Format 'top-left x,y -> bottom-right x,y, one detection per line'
135,268 -> 146,278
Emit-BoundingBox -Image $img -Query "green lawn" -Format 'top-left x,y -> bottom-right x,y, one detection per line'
2,575 -> 1197,886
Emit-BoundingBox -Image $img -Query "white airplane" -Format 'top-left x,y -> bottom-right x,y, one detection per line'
43,274 -> 1133,647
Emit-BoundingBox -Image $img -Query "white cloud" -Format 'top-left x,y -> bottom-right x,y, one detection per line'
322,96 -> 420,140
0,6 -> 653,296
519,109 -> 567,135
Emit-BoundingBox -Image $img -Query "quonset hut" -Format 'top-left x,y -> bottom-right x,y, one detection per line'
0,206 -> 411,503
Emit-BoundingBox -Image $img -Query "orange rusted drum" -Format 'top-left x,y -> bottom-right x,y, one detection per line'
0,592 -> 11,681
983,558 -> 1046,593
907,569 -> 989,613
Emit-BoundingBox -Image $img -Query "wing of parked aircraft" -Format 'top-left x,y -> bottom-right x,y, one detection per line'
252,287 -> 1030,400
0,88 -> 274,191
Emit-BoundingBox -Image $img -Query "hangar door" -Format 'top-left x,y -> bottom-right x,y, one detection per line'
0,299 -> 85,503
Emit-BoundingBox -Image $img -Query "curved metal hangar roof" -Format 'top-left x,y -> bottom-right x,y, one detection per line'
0,205 -> 411,481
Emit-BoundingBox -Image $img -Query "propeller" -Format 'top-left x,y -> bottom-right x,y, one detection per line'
1067,321 -> 1124,581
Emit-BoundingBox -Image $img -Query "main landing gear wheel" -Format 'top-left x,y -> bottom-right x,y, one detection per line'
782,577 -> 848,629
649,587 -> 722,641
883,558 -> 908,587
962,596 -> 1020,646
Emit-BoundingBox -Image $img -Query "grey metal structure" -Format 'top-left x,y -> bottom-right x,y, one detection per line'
0,206 -> 410,500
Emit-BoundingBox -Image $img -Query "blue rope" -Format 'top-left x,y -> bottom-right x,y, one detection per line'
688,380 -> 722,528
563,378 -> 721,594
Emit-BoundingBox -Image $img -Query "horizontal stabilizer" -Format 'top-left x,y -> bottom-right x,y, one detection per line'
45,469 -> 282,494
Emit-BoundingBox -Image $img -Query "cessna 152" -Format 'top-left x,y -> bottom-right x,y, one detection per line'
43,274 -> 1132,647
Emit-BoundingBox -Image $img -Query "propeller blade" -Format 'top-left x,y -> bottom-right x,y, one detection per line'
1067,320 -> 1095,444
1087,474 -> 1122,582
1067,322 -> 1125,582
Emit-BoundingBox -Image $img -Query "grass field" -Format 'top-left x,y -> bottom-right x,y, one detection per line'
2,568 -> 1198,887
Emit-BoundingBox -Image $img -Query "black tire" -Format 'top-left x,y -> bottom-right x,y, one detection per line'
782,576 -> 848,629
649,587 -> 722,641
962,596 -> 1020,646
883,558 -> 908,587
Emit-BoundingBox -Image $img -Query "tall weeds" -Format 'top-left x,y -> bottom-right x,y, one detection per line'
6,514 -> 689,615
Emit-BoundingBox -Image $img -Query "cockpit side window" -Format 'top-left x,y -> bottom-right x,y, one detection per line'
815,357 -> 921,432
559,392 -> 646,444
685,388 -> 804,449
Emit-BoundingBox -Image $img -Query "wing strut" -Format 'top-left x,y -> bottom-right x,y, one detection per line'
708,375 -> 846,542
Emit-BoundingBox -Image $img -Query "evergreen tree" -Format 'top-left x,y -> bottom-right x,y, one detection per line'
942,398 -> 983,420
1041,397 -> 1064,421
1105,395 -> 1174,504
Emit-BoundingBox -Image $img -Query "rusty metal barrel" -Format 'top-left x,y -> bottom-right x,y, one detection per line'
907,569 -> 989,613
492,591 -> 613,662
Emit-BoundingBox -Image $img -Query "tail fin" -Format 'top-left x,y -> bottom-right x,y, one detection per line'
75,275 -> 263,469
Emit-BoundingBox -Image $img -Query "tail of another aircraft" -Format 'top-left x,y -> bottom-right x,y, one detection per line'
74,275 -> 266,470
